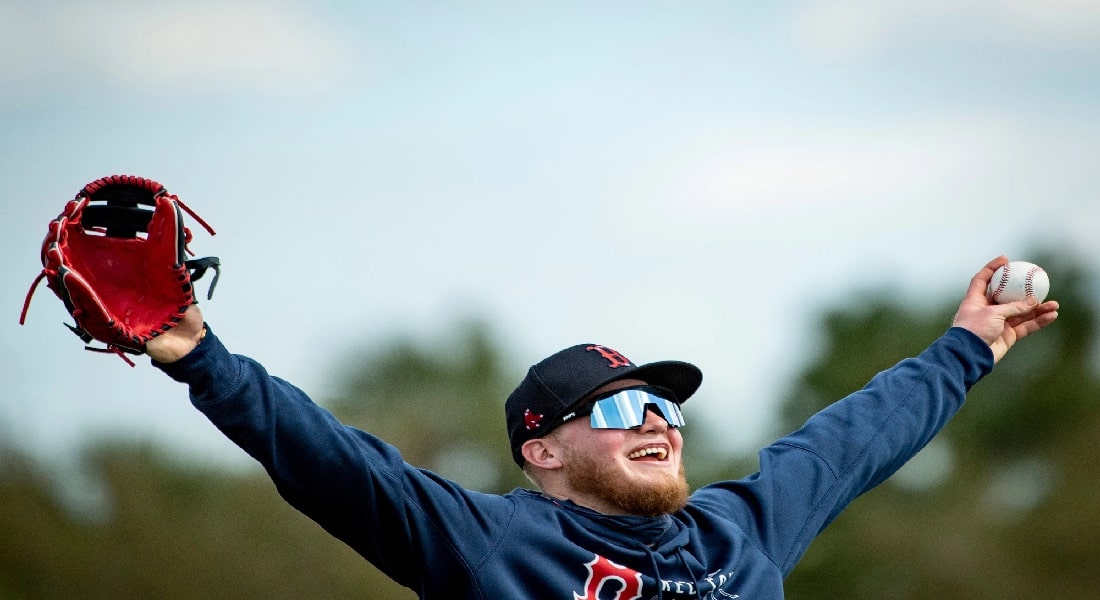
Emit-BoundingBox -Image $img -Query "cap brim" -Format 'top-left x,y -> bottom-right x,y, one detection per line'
574,360 -> 702,410
624,360 -> 703,404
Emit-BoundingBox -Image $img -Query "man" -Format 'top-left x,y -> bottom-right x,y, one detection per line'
148,256 -> 1058,599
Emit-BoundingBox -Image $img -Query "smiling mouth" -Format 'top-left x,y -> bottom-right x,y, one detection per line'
627,447 -> 669,461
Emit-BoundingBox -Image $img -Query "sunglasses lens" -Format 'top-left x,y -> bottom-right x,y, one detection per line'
589,387 -> 684,429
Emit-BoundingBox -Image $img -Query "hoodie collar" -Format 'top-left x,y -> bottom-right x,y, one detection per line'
545,495 -> 689,551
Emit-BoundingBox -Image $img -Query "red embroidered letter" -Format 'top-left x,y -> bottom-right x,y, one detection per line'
573,555 -> 643,600
524,409 -> 544,431
585,345 -> 633,368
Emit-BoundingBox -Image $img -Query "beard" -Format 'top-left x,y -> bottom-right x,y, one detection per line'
561,448 -> 690,517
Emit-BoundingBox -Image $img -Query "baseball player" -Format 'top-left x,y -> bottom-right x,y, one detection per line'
144,256 -> 1057,599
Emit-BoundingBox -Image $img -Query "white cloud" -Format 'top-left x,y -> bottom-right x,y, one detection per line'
610,111 -> 1100,280
794,0 -> 1100,58
641,115 -> 1015,216
0,0 -> 356,100
0,5 -> 44,79
998,0 -> 1100,37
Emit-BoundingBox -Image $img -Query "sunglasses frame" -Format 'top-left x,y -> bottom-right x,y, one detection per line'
562,385 -> 685,430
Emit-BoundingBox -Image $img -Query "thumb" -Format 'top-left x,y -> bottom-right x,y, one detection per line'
1001,295 -> 1040,318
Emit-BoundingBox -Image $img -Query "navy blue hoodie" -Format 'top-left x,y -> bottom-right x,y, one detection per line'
156,326 -> 993,599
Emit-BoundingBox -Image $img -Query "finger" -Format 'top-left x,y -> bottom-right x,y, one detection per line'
1004,299 -> 1059,323
1012,309 -> 1059,338
1006,300 -> 1059,331
1003,295 -> 1040,317
965,255 -> 1009,300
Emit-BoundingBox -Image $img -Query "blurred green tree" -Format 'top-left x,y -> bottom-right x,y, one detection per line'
0,440 -> 402,599
326,317 -> 529,494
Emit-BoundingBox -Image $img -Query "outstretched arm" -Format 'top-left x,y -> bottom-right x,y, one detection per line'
951,256 -> 1059,363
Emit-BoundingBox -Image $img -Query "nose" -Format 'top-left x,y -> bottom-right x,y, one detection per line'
638,406 -> 669,433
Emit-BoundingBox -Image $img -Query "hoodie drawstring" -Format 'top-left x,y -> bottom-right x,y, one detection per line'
645,550 -> 665,600
675,546 -> 704,600
644,545 -> 704,600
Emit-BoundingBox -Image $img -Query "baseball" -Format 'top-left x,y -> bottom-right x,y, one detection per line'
987,261 -> 1050,304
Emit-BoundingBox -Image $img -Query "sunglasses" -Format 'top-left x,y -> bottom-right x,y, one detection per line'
562,385 -> 685,430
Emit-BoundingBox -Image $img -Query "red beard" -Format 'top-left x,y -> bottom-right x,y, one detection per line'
561,448 -> 690,516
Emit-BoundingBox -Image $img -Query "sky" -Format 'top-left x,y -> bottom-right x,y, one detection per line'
1,0 -> 1098,476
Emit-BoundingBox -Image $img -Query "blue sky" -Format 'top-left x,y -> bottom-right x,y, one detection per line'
2,1 -> 1098,473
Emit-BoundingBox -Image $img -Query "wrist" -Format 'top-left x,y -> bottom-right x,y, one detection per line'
147,324 -> 206,364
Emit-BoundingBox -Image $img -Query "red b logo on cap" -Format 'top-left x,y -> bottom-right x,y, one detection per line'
586,345 -> 632,368
524,409 -> 544,430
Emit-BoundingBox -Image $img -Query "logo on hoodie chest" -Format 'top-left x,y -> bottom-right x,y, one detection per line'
574,555 -> 642,600
572,553 -> 739,600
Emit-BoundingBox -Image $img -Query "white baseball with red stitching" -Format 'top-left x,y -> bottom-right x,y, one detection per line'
986,261 -> 1050,304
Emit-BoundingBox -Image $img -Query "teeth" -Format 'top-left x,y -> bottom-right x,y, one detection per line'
628,447 -> 668,460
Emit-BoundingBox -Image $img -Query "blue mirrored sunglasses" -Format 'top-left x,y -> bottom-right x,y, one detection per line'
563,385 -> 685,430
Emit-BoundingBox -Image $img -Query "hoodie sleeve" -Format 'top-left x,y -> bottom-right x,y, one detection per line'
690,327 -> 994,575
154,327 -> 513,594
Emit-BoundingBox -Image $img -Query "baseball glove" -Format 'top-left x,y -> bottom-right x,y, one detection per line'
19,175 -> 220,366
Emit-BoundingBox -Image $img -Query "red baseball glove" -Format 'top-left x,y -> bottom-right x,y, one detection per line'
20,175 -> 220,366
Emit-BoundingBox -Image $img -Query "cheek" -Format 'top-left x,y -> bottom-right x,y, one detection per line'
591,432 -> 638,467
556,424 -> 627,459
670,428 -> 685,451
593,430 -> 631,455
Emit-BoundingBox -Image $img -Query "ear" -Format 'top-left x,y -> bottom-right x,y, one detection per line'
521,437 -> 564,470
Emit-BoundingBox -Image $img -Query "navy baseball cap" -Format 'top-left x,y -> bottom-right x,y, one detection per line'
505,344 -> 702,467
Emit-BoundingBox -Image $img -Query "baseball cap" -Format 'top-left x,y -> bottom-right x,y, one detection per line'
505,343 -> 703,467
